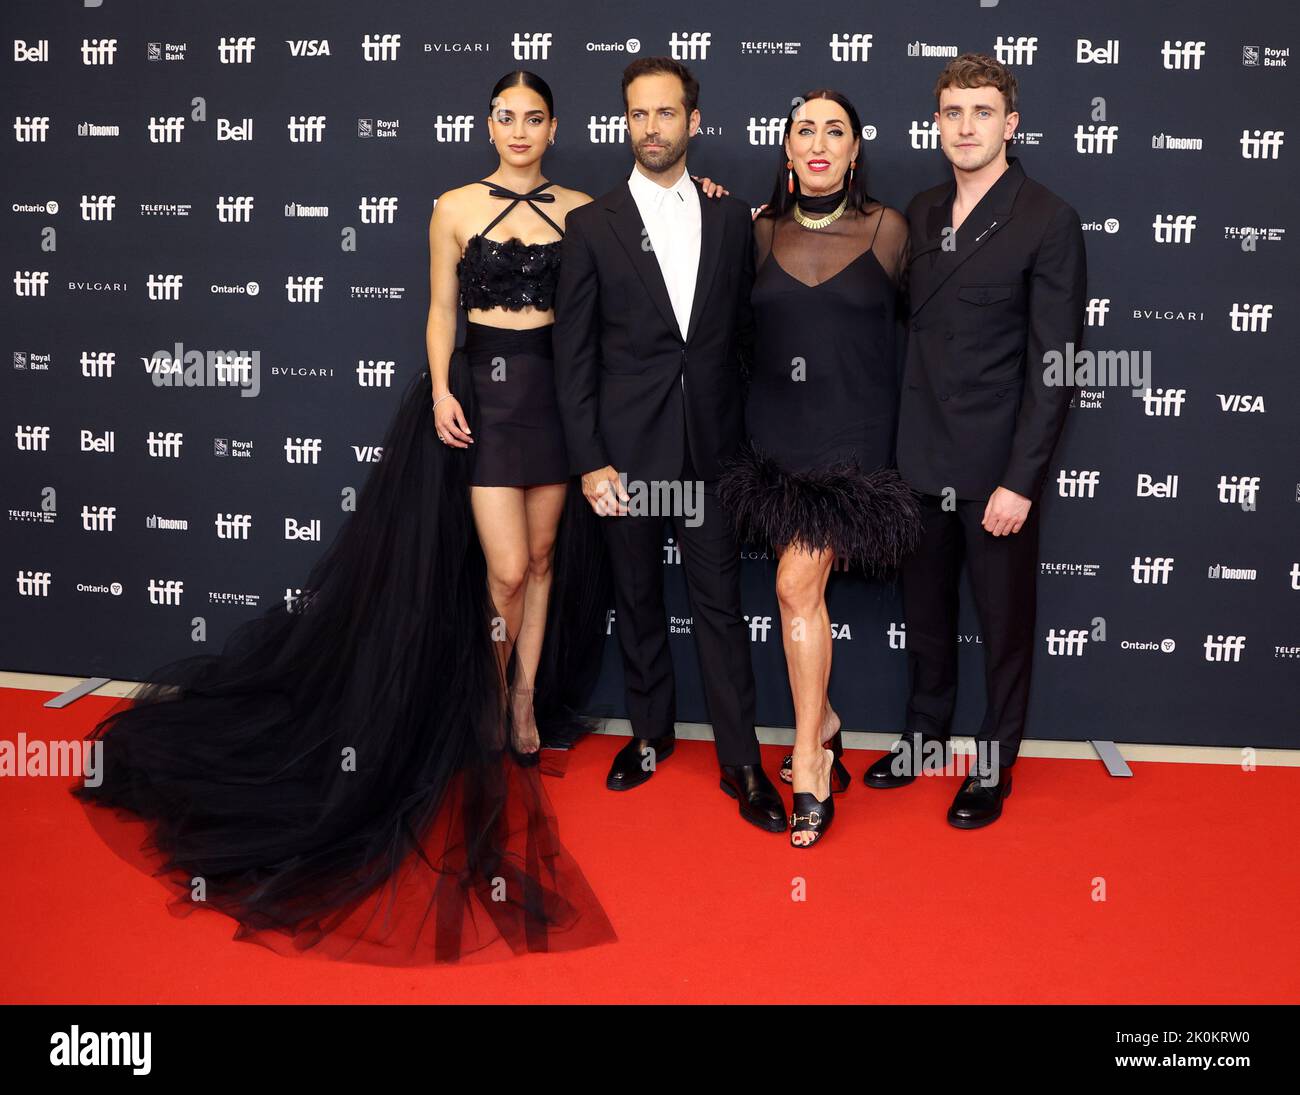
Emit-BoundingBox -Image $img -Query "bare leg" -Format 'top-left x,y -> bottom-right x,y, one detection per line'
775,540 -> 836,846
507,482 -> 567,750
470,485 -> 529,749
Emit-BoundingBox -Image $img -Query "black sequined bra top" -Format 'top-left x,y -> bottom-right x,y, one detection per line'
456,179 -> 564,312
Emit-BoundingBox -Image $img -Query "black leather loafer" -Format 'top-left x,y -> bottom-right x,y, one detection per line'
719,763 -> 786,832
605,733 -> 675,791
863,735 -> 949,788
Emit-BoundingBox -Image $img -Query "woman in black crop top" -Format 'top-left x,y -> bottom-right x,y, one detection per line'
73,71 -> 687,968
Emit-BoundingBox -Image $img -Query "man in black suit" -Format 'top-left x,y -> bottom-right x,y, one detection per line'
552,57 -> 784,833
865,54 -> 1087,827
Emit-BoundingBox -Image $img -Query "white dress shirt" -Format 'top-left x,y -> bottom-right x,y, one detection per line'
627,163 -> 701,341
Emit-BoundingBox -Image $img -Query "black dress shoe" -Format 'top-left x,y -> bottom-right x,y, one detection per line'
605,733 -> 675,791
719,764 -> 786,832
863,734 -> 949,788
947,770 -> 1013,829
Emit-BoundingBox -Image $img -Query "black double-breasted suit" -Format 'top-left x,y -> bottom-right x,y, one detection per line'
895,157 -> 1087,766
552,176 -> 760,766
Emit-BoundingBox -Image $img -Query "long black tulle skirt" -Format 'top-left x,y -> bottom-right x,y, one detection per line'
71,324 -> 617,966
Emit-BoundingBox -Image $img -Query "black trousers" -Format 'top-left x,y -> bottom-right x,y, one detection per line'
900,492 -> 1041,769
599,447 -> 759,767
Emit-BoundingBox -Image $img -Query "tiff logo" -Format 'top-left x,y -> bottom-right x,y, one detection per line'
433,115 -> 473,141
1142,388 -> 1186,416
670,32 -> 711,60
146,431 -> 183,457
218,37 -> 256,63
1152,213 -> 1196,243
1217,475 -> 1260,506
1074,124 -> 1118,154
15,424 -> 51,450
588,115 -> 628,143
288,115 -> 326,142
359,196 -> 398,223
215,513 -> 252,539
1229,302 -> 1272,331
14,116 -> 51,141
1045,628 -> 1089,656
362,33 -> 401,61
81,351 -> 115,377
81,38 -> 118,65
746,118 -> 787,145
1131,556 -> 1174,584
147,117 -> 185,142
81,505 -> 116,531
218,195 -> 254,222
284,436 -> 323,463
1086,298 -> 1109,326
147,578 -> 184,605
1203,634 -> 1245,662
909,120 -> 940,149
829,33 -> 873,62
995,36 -> 1038,65
17,570 -> 52,596
1057,469 -> 1100,498
286,275 -> 324,302
356,360 -> 395,386
1240,129 -> 1284,158
80,195 -> 116,221
1161,40 -> 1206,70
146,273 -> 183,300
513,32 -> 553,60
14,271 -> 50,296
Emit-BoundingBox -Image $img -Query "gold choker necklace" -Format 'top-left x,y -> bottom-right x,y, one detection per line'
792,191 -> 849,230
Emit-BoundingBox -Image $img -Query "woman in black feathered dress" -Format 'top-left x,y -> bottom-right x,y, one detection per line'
717,90 -> 921,848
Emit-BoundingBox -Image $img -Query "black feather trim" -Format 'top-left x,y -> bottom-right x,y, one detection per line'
717,441 -> 922,575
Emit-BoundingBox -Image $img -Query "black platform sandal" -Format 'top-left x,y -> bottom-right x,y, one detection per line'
780,730 -> 850,793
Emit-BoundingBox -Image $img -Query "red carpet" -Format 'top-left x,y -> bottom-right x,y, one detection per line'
2,685 -> 1297,1003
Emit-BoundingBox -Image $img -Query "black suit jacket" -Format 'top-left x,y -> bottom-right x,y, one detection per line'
897,157 -> 1087,502
552,176 -> 754,483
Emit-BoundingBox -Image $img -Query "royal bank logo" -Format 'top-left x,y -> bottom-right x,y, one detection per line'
357,118 -> 399,138
148,41 -> 188,62
1242,44 -> 1289,68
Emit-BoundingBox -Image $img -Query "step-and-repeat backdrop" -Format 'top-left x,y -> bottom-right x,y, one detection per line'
3,1 -> 1296,748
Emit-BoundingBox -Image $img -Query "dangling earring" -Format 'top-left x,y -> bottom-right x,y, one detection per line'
848,160 -> 856,187
548,136 -> 555,145
786,160 -> 794,194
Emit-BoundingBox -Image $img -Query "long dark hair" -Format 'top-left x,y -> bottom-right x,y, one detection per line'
487,70 -> 555,119
758,89 -> 873,219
